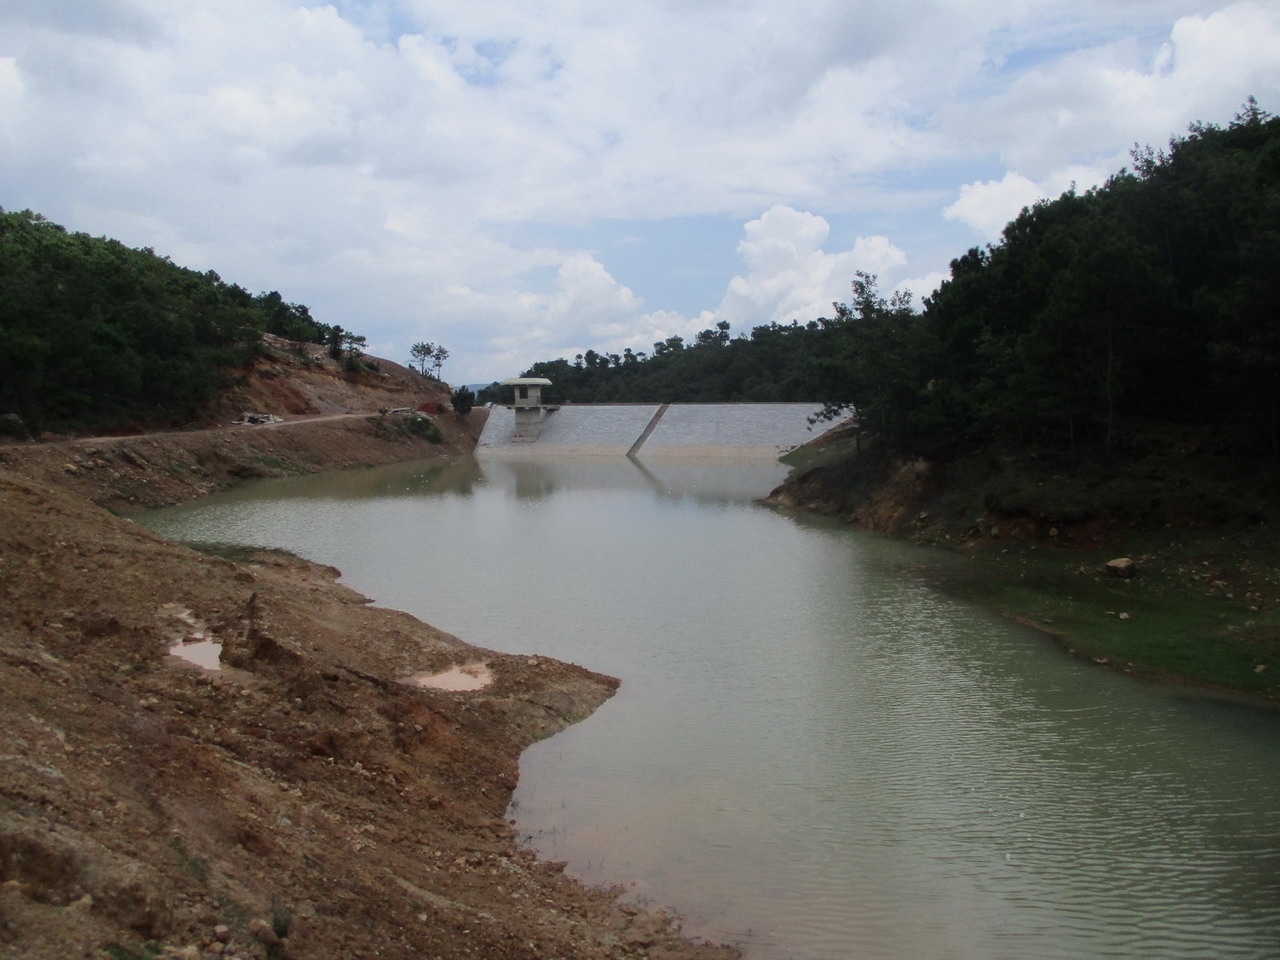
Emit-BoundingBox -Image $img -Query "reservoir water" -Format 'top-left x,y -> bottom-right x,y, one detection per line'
141,457 -> 1280,960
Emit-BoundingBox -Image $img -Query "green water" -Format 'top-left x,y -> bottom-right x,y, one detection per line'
141,457 -> 1280,960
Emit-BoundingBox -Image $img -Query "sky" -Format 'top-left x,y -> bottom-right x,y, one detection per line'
2,1 -> 1278,385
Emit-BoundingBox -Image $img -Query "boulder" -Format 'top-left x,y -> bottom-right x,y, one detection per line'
0,413 -> 29,438
1106,557 -> 1137,579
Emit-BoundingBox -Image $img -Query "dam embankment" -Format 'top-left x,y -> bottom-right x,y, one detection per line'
476,402 -> 827,458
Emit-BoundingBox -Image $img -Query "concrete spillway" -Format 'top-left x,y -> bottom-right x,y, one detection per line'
476,403 -> 827,459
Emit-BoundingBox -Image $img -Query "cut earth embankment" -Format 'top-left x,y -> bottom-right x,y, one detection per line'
0,423 -> 741,958
0,409 -> 487,513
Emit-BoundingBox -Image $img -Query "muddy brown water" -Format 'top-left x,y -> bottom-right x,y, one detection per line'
141,457 -> 1280,960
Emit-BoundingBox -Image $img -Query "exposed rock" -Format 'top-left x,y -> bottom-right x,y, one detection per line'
0,342 -> 738,960
0,412 -> 29,439
248,918 -> 282,946
1106,557 -> 1138,579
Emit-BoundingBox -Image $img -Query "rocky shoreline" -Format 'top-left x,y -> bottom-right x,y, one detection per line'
0,418 -> 741,960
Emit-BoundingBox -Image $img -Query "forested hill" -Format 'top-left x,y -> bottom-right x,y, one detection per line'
828,97 -> 1280,459
496,318 -> 832,405
0,209 -> 366,434
503,99 -> 1278,459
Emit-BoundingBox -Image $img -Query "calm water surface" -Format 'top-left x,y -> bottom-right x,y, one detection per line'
141,457 -> 1280,960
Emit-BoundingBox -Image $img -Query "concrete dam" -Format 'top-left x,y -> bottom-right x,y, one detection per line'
476,401 -> 829,459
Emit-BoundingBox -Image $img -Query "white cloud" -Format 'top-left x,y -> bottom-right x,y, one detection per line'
943,164 -> 1107,238
547,254 -> 644,335
898,271 -> 950,308
943,2 -> 1280,176
1,0 -> 1277,382
410,253 -> 648,377
938,3 -> 1280,243
0,57 -> 23,146
944,172 -> 1041,237
712,206 -> 908,328
435,206 -> 918,377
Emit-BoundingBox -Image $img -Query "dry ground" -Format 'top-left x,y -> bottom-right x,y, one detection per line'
0,342 -> 740,960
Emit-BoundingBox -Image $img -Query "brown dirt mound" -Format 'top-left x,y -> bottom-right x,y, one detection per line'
204,335 -> 445,422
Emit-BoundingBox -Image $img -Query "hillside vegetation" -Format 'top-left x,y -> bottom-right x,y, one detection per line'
779,100 -> 1280,524
779,101 -> 1280,704
503,99 -> 1278,468
815,97 -> 1279,460
493,318 -> 830,404
0,209 -> 362,433
499,101 -> 1280,702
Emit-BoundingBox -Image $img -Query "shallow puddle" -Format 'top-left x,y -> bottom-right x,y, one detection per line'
159,603 -> 222,671
412,663 -> 493,691
168,638 -> 223,670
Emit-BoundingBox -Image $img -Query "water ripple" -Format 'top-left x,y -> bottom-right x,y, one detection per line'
143,460 -> 1280,960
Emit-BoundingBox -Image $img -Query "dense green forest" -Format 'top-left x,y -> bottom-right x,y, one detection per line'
0,209 -> 351,432
488,318 -> 836,406
501,99 -> 1279,457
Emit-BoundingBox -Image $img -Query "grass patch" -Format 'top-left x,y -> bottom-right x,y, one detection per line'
366,412 -> 443,444
401,415 -> 443,443
779,423 -> 860,471
935,534 -> 1280,703
783,429 -> 1280,703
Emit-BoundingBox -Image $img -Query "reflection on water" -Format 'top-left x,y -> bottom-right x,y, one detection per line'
142,457 -> 1280,960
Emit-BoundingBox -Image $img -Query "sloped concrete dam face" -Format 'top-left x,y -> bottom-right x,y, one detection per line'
476,403 -> 826,458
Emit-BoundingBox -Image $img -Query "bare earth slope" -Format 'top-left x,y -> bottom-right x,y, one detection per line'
204,334 -> 447,423
0,344 -> 739,959
0,411 -> 485,513
0,335 -> 485,513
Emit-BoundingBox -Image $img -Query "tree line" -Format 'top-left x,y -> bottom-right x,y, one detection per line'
494,99 -> 1279,458
479,318 -> 839,406
0,209 -> 360,432
821,97 -> 1279,458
